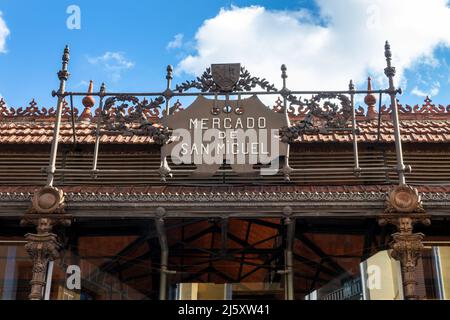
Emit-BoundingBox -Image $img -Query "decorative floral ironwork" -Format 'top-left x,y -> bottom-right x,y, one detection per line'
234,67 -> 277,92
303,93 -> 353,128
279,93 -> 353,143
169,99 -> 184,114
0,99 -> 79,119
175,67 -> 215,92
280,115 -> 315,143
3,96 -> 450,123
175,66 -> 278,93
101,95 -> 170,144
380,97 -> 450,115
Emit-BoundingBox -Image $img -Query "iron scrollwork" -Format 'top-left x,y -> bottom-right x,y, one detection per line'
175,66 -> 278,93
309,93 -> 353,128
280,115 -> 314,144
101,95 -> 171,144
234,67 -> 278,92
281,93 -> 353,143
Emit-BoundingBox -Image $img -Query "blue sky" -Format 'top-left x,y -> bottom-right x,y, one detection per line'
1,0 -> 450,108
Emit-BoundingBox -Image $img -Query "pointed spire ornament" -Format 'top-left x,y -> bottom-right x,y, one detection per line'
364,77 -> 378,120
80,80 -> 96,121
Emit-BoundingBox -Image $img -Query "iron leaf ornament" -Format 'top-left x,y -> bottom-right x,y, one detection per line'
101,95 -> 170,145
175,66 -> 278,93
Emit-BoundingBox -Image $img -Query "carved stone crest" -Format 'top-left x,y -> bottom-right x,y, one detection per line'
211,63 -> 241,91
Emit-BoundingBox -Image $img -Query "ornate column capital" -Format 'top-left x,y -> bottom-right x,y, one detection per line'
21,186 -> 71,300
24,232 -> 61,300
378,185 -> 431,300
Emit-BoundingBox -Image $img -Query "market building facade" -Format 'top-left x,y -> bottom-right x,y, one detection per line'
0,42 -> 449,300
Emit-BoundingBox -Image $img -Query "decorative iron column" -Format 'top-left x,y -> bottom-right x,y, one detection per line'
48,46 -> 70,187
378,42 -> 430,300
22,46 -> 73,300
379,185 -> 431,300
21,215 -> 70,300
384,41 -> 406,185
21,187 -> 70,300
280,65 -> 293,181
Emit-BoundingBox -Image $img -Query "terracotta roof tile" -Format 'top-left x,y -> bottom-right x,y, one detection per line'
2,98 -> 450,144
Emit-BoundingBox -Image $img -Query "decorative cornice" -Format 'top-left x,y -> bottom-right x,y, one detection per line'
1,190 -> 450,203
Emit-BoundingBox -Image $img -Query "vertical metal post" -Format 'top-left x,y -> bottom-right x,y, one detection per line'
46,46 -> 70,187
349,80 -> 360,175
155,216 -> 169,300
92,83 -> 106,175
285,217 -> 295,300
384,41 -> 406,185
281,64 -> 290,126
43,261 -> 54,300
160,66 -> 173,182
165,65 -> 173,117
220,218 -> 229,258
281,65 -> 292,181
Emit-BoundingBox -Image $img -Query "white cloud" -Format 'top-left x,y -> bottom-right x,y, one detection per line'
76,80 -> 90,89
177,1 -> 450,100
167,33 -> 184,50
87,52 -> 134,81
411,81 -> 440,98
0,11 -> 10,53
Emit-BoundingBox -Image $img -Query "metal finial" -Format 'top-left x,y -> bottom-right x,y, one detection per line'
349,80 -> 355,91
100,82 -> 106,93
88,80 -> 94,93
384,41 -> 396,78
385,41 -> 392,60
63,45 -> 70,63
166,65 -> 173,80
57,46 -> 70,81
281,64 -> 287,79
364,77 -> 377,110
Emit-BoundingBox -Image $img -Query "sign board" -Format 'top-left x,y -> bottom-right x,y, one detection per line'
162,95 -> 288,177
